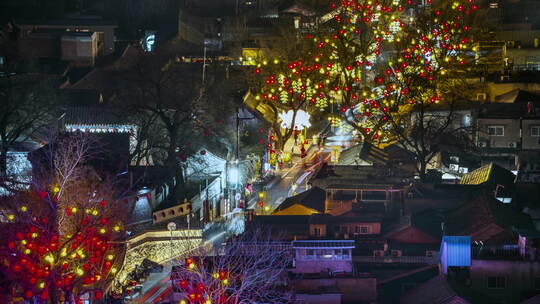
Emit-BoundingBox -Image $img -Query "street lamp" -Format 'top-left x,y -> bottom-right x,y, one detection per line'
167,222 -> 177,261
227,165 -> 239,186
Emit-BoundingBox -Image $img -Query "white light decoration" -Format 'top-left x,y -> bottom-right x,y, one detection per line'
279,110 -> 311,130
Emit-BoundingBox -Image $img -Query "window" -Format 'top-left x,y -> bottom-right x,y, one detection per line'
356,226 -> 370,234
313,227 -> 321,236
320,249 -> 333,259
339,226 -> 349,233
462,114 -> 472,127
487,276 -> 507,289
531,126 -> 540,137
488,126 -> 504,136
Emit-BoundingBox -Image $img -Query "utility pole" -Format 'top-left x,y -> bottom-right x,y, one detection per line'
236,108 -> 240,161
202,45 -> 207,85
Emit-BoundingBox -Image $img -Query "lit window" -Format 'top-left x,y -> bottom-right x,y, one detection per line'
488,126 -> 504,136
487,276 -> 506,289
462,114 -> 472,127
489,3 -> 498,9
531,126 -> 540,137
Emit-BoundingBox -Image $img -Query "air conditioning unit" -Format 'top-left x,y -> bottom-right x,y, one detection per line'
478,141 -> 488,148
508,142 -> 518,148
426,251 -> 437,258
373,250 -> 384,257
391,250 -> 402,257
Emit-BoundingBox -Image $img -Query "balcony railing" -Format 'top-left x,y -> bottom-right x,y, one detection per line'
472,246 -> 522,260
353,255 -> 439,264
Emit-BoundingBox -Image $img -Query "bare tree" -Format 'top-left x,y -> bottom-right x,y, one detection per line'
113,47 -> 241,191
0,72 -> 60,176
171,229 -> 293,304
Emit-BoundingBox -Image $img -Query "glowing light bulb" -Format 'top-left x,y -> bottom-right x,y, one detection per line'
44,254 -> 54,264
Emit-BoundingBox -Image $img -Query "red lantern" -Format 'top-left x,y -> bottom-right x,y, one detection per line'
24,290 -> 33,298
95,290 -> 103,300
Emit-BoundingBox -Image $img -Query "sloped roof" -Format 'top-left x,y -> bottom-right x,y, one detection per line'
17,18 -> 118,27
521,293 -> 540,304
477,101 -> 540,119
67,45 -> 143,99
495,89 -> 540,103
445,190 -> 533,238
248,215 -> 310,239
280,3 -> 317,16
63,106 -> 129,126
401,275 -> 471,304
459,163 -> 515,186
308,212 -> 384,224
274,186 -> 326,213
383,209 -> 445,240
338,142 -> 389,165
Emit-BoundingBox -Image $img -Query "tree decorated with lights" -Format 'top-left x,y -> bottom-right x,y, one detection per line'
254,0 -> 478,172
0,134 -> 127,303
375,0 -> 479,179
171,229 -> 292,304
